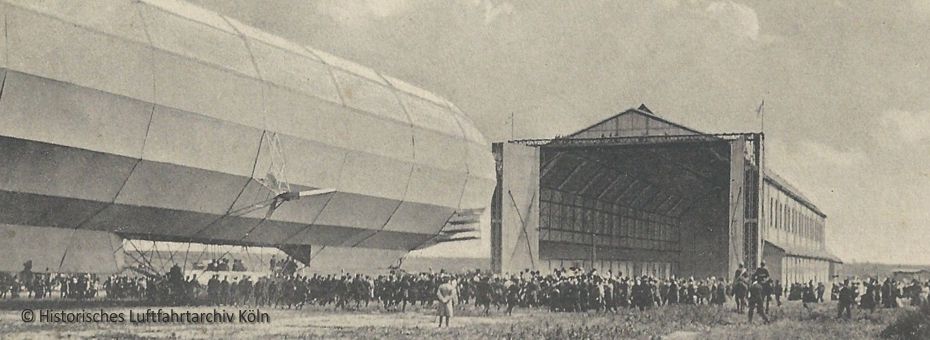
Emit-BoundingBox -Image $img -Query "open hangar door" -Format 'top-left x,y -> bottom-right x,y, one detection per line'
490,142 -> 540,275
493,134 -> 761,279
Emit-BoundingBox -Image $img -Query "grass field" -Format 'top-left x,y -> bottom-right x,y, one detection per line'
0,300 -> 915,339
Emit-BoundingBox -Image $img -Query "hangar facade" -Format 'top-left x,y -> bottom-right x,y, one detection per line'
491,106 -> 841,283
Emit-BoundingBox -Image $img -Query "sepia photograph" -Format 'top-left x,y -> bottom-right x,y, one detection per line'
0,0 -> 929,339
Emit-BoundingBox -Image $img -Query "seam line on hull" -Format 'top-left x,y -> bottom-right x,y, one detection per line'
347,164 -> 414,249
0,69 -> 7,101
187,130 -> 267,243
276,146 -> 350,251
346,71 -> 421,250
57,102 -> 155,271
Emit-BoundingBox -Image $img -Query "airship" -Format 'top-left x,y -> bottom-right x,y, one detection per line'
0,0 -> 495,273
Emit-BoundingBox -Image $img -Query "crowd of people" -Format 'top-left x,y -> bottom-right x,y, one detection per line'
0,272 -> 101,300
4,259 -> 930,325
0,261 -> 101,300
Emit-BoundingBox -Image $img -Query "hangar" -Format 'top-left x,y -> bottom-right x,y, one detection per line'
491,105 -> 841,283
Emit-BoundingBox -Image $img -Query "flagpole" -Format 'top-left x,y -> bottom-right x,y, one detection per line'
759,99 -> 765,134
757,99 -> 765,134
510,112 -> 514,139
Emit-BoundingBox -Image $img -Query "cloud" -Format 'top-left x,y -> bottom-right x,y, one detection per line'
466,0 -> 514,25
878,109 -> 930,143
704,1 -> 760,40
765,138 -> 866,199
796,140 -> 868,167
315,0 -> 415,26
316,0 -> 513,27
769,138 -> 866,168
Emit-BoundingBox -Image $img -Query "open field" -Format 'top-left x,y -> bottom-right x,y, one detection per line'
0,299 -> 914,339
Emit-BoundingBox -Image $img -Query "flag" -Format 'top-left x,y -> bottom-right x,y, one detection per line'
756,99 -> 765,117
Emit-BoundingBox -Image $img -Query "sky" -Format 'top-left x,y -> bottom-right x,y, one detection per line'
192,0 -> 930,264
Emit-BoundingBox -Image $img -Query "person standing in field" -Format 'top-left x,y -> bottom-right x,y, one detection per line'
837,279 -> 856,319
436,275 -> 458,328
747,279 -> 769,324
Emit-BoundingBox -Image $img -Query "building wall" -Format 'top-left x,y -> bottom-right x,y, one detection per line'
781,256 -> 832,284
762,180 -> 827,251
762,244 -> 784,284
761,179 -> 834,283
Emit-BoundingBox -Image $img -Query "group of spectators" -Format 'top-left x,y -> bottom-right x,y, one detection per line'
0,271 -> 99,300
4,260 -> 930,324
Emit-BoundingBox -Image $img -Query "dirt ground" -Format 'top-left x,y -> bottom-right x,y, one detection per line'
0,300 -> 909,339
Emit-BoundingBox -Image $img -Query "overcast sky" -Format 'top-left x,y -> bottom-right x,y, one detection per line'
194,0 -> 930,264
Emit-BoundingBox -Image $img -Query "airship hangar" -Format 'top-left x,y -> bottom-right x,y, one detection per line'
0,0 -> 494,274
490,105 -> 842,284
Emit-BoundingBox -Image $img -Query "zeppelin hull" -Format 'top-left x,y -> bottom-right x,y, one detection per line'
0,0 -> 496,270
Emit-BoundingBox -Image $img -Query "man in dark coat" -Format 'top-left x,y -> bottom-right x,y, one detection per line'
748,279 -> 769,323
837,279 -> 857,319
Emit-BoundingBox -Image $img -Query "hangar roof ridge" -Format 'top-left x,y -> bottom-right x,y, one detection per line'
567,105 -> 704,138
763,168 -> 826,218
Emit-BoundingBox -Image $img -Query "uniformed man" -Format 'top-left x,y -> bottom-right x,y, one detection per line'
837,279 -> 857,319
747,279 -> 769,323
752,261 -> 770,283
735,263 -> 746,283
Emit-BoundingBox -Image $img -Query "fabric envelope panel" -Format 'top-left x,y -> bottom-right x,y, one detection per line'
151,51 -> 265,130
4,0 -> 148,44
85,203 -> 219,238
0,3 -> 7,67
113,160 -> 248,216
399,93 -> 464,139
261,86 -> 349,148
381,74 -> 449,111
458,175 -> 496,211
0,72 -> 152,158
223,16 -> 321,63
380,201 -> 454,235
411,128 -> 468,172
0,187 -> 111,230
140,0 -> 235,34
137,1 -> 254,77
336,151 -> 411,201
143,105 -> 262,177
0,136 -> 136,203
4,5 -> 155,103
356,230 -> 433,251
59,228 -> 124,273
465,142 -> 496,182
248,38 -> 341,104
252,133 -> 346,192
331,69 -> 410,124
0,224 -> 122,274
340,109 -> 415,164
404,164 -> 467,208
312,192 -> 400,231
304,46 -> 388,86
